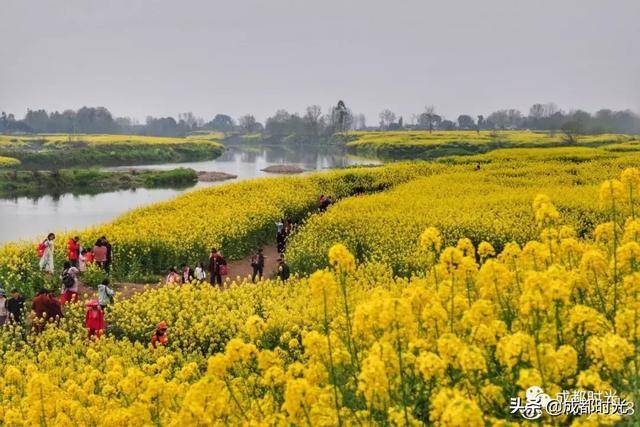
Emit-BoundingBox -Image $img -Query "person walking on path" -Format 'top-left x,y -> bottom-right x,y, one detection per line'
277,257 -> 290,282
151,321 -> 169,348
6,289 -> 25,324
101,236 -> 113,273
85,300 -> 105,339
67,236 -> 81,268
60,261 -> 80,305
276,218 -> 287,254
251,248 -> 265,283
284,219 -> 293,237
97,278 -> 115,310
38,233 -> 56,274
93,239 -> 108,271
209,248 -> 226,287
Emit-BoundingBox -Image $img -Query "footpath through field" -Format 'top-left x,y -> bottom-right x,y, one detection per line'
78,244 -> 281,299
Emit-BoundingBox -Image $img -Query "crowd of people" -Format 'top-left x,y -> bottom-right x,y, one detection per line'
37,234 -> 113,275
11,195 -> 334,347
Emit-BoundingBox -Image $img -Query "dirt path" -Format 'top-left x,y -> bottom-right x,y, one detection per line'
77,244 -> 281,300
225,244 -> 280,282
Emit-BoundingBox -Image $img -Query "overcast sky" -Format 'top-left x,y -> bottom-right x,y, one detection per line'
1,0 -> 639,123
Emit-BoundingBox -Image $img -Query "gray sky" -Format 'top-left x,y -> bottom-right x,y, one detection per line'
1,0 -> 639,124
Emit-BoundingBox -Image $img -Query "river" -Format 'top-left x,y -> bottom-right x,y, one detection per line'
0,145 -> 379,244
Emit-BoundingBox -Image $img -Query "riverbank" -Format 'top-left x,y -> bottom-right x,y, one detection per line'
345,130 -> 639,159
0,167 -> 199,198
0,134 -> 224,168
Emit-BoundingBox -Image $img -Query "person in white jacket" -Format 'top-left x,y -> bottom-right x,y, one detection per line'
38,233 -> 56,274
97,278 -> 115,310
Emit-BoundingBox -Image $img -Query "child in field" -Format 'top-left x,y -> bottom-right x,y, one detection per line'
181,263 -> 192,284
151,321 -> 169,348
277,258 -> 290,282
6,289 -> 25,323
85,300 -> 105,339
166,267 -> 180,284
78,249 -> 88,272
194,262 -> 206,281
84,249 -> 95,265
97,278 -> 115,310
67,236 -> 80,268
60,261 -> 79,305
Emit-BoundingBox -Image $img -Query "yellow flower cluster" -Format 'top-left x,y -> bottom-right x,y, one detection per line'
0,156 -> 20,168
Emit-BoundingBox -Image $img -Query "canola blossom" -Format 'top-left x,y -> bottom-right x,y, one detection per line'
0,156 -> 20,168
0,168 -> 640,424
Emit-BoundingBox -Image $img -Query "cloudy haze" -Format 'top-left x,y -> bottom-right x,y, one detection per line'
1,0 -> 639,123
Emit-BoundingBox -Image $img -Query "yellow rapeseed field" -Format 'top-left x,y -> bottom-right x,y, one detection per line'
286,148 -> 640,275
0,133 -> 222,148
346,130 -> 638,159
0,168 -> 639,424
3,135 -> 640,424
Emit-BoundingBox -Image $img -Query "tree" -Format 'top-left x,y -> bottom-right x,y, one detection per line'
23,109 -> 50,132
457,114 -> 475,130
487,109 -> 522,130
331,100 -> 350,133
415,106 -> 441,133
303,105 -> 323,136
207,114 -> 235,132
178,112 -> 199,130
439,119 -> 456,130
238,114 -> 260,133
352,113 -> 367,130
476,115 -> 484,133
144,116 -> 180,136
378,109 -> 397,130
72,106 -> 117,133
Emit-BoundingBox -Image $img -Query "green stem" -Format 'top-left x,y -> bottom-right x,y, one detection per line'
394,301 -> 410,426
323,288 -> 343,427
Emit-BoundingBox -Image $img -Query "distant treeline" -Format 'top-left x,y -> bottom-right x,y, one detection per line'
1,102 -> 638,139
381,103 -> 640,135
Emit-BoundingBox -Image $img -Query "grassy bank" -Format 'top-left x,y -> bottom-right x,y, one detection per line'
346,130 -> 638,159
0,167 -> 198,198
0,134 -> 224,168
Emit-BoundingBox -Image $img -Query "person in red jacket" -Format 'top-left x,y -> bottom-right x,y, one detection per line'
151,321 -> 169,348
67,236 -> 81,268
31,289 -> 63,333
85,300 -> 105,339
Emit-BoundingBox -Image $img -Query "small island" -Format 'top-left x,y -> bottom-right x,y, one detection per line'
261,165 -> 305,174
197,171 -> 238,182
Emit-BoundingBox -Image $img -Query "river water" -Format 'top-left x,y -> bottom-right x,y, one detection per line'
0,145 -> 378,244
